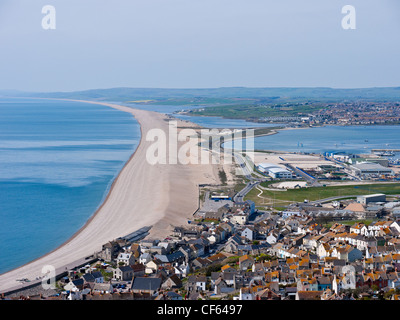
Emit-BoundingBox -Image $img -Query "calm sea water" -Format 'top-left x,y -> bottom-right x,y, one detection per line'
251,125 -> 400,156
0,98 -> 140,274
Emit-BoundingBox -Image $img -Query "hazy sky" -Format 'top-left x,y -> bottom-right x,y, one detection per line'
0,0 -> 399,92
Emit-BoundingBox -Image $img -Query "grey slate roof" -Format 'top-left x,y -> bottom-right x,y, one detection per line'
131,277 -> 162,291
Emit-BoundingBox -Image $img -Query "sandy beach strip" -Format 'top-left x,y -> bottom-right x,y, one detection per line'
0,100 -> 221,294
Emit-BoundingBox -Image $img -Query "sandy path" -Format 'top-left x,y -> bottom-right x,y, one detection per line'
0,100 -> 221,293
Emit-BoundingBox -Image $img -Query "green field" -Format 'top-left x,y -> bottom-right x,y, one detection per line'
187,103 -> 325,120
245,182 -> 400,208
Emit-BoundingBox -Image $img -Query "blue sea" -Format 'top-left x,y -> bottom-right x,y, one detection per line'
0,98 -> 140,274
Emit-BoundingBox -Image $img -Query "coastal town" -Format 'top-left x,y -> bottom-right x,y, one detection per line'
261,101 -> 400,127
4,174 -> 400,301
185,101 -> 400,127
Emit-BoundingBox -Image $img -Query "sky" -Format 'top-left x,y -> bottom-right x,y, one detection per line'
0,0 -> 399,92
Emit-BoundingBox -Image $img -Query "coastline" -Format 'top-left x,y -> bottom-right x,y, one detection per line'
0,99 -> 221,294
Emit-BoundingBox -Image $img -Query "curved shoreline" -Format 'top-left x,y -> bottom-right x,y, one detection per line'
0,100 -> 143,275
0,98 -> 219,294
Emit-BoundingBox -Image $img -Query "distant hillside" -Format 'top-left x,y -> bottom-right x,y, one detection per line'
6,86 -> 400,103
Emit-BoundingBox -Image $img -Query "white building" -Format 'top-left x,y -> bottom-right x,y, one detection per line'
116,252 -> 135,266
257,163 -> 292,179
268,167 -> 292,179
230,212 -> 248,225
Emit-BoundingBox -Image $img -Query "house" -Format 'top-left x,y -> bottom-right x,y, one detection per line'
98,240 -> 122,262
350,222 -> 366,234
187,275 -> 207,292
221,264 -> 237,273
192,257 -> 212,270
161,274 -> 183,290
139,252 -> 152,265
295,291 -> 323,300
91,271 -> 104,283
116,252 -> 136,266
131,277 -> 162,295
174,262 -> 190,278
189,243 -> 205,258
140,239 -> 160,252
222,234 -> 242,253
214,277 -> 233,295
230,212 -> 248,225
387,273 -> 400,289
344,202 -> 366,218
332,245 -> 363,262
219,221 -> 235,236
64,278 -> 84,292
207,232 -> 221,245
317,276 -> 332,291
239,255 -> 254,271
207,253 -> 228,265
81,273 -> 96,285
358,272 -> 388,290
92,282 -> 114,294
145,258 -> 163,274
239,287 -> 254,300
254,287 -> 281,300
241,227 -> 254,241
158,291 -> 183,300
266,230 -> 280,245
131,264 -> 146,277
114,265 -> 134,281
154,251 -> 186,265
82,271 -> 104,284
316,243 -> 331,259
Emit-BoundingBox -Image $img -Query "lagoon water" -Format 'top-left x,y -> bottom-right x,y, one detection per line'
251,125 -> 400,156
0,98 -> 140,274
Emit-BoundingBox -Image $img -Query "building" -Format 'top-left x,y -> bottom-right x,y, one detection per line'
258,163 -> 279,173
268,167 -> 293,179
351,162 -> 394,177
257,163 -> 292,179
357,194 -> 386,205
114,265 -> 134,281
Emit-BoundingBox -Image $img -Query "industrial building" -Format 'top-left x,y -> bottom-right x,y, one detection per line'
268,167 -> 293,179
357,194 -> 387,205
351,162 -> 394,177
257,163 -> 279,173
257,163 -> 293,179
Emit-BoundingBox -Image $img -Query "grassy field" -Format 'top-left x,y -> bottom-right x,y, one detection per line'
323,219 -> 374,229
187,103 -> 326,120
245,182 -> 400,208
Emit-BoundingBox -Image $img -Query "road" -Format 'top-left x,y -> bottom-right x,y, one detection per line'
285,163 -> 322,187
234,180 -> 259,202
